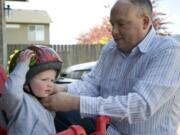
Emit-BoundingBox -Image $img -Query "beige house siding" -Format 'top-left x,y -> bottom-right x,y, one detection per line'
6,23 -> 50,44
5,9 -> 51,44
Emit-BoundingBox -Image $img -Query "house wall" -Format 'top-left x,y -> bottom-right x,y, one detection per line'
6,23 -> 50,44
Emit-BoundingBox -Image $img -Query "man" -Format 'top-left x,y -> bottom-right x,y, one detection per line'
42,0 -> 180,134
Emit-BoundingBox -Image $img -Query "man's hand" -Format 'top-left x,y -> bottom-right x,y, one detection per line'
54,84 -> 68,93
41,92 -> 80,112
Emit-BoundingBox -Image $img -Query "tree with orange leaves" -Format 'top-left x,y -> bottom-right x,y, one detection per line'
77,17 -> 112,45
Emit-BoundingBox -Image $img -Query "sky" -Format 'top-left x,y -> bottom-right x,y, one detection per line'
157,0 -> 180,35
5,0 -> 180,44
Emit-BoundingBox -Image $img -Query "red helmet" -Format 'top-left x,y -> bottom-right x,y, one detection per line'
9,45 -> 63,84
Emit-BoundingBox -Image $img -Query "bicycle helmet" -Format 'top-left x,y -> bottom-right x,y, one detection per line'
9,45 -> 63,85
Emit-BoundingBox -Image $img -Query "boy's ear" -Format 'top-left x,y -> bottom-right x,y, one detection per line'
24,85 -> 30,91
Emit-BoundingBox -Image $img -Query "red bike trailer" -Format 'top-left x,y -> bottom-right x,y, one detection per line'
56,116 -> 110,135
0,66 -> 8,135
0,66 -> 7,96
0,127 -> 7,135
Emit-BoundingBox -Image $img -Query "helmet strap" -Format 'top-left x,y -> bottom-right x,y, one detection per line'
24,84 -> 42,100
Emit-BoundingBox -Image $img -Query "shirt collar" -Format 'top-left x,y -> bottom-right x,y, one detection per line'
136,26 -> 156,53
112,27 -> 156,57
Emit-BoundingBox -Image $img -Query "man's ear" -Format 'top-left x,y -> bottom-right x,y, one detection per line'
143,15 -> 150,30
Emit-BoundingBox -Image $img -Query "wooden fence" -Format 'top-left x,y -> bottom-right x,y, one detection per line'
7,44 -> 103,69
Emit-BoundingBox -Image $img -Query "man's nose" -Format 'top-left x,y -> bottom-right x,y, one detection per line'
112,25 -> 119,35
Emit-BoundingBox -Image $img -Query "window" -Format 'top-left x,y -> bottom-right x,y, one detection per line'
28,25 -> 45,41
6,24 -> 20,29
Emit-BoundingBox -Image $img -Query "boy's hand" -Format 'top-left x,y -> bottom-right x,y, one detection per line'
19,49 -> 35,64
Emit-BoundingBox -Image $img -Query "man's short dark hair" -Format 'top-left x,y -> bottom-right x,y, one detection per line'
130,0 -> 153,19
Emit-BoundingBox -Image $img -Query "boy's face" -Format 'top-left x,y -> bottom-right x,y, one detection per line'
29,69 -> 56,98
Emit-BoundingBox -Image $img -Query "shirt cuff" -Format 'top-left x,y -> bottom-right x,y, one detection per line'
80,96 -> 99,118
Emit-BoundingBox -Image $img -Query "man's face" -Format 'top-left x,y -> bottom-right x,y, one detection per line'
110,1 -> 148,53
